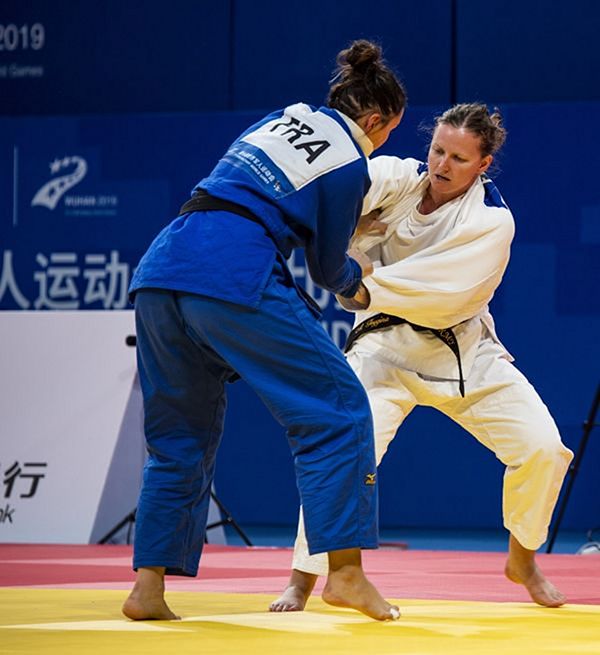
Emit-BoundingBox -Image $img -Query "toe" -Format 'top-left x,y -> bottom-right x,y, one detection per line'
389,606 -> 401,620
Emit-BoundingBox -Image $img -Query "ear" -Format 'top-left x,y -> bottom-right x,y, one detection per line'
479,154 -> 493,173
364,113 -> 382,133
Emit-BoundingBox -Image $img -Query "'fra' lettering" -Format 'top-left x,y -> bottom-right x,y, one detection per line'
270,117 -> 331,164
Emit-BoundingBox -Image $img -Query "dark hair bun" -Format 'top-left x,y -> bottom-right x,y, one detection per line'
341,40 -> 383,76
327,39 -> 407,123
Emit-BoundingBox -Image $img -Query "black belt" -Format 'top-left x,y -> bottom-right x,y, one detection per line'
178,188 -> 322,319
345,312 -> 465,397
179,189 -> 263,227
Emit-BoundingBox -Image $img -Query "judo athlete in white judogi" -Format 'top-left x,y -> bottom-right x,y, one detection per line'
271,103 -> 574,613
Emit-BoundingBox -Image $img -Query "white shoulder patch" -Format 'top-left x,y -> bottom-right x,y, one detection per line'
241,104 -> 361,190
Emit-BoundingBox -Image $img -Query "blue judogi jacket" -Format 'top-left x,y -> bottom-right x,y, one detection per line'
129,103 -> 371,309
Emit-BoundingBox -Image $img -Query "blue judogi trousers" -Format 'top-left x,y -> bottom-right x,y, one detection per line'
132,261 -> 378,576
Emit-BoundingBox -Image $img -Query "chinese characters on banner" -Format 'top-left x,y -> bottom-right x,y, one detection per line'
0,461 -> 47,524
0,249 -> 129,310
0,249 -> 352,348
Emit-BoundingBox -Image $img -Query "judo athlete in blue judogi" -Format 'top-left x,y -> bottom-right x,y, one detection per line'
122,40 -> 406,622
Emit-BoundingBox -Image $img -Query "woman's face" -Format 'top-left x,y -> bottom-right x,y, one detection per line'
427,123 -> 492,201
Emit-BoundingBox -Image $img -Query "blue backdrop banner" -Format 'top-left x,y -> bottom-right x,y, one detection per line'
1,104 -> 598,532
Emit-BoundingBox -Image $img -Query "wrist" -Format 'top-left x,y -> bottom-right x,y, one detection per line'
337,282 -> 370,311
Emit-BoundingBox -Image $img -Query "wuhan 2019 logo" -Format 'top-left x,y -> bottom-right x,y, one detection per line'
1,152 -> 130,310
29,155 -> 119,216
31,156 -> 88,210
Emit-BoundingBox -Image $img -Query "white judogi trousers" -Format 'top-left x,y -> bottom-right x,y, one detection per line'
291,329 -> 574,576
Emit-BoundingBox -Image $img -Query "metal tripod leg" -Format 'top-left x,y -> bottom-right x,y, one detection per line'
98,510 -> 137,544
206,491 -> 253,546
97,493 -> 252,546
546,383 -> 600,553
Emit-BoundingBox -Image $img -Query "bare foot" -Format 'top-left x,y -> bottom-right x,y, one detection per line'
323,549 -> 400,621
505,535 -> 566,608
269,570 -> 318,612
122,567 -> 181,620
122,594 -> 180,620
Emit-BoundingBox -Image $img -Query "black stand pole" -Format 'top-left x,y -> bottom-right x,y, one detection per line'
98,510 -> 137,545
206,491 -> 253,546
546,383 -> 600,553
98,491 -> 253,546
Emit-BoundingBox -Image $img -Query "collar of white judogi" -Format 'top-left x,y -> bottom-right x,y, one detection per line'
334,110 -> 374,158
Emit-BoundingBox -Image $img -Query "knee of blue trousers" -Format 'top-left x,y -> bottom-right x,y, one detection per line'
143,442 -> 218,497
287,370 -> 375,465
287,379 -> 375,459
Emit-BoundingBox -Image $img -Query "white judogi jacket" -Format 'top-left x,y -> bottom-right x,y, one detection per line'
290,158 -> 570,575
352,156 -> 516,382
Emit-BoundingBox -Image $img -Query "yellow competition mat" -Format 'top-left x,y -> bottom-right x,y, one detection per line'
1,588 -> 600,655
